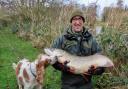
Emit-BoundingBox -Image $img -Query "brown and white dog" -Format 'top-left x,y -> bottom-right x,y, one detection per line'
12,54 -> 51,89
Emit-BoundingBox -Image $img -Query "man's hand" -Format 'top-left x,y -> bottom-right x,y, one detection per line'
87,65 -> 96,74
52,60 -> 75,74
82,65 -> 105,81
63,61 -> 76,74
81,65 -> 96,82
87,65 -> 105,75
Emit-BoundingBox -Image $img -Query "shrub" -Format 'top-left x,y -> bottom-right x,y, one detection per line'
97,27 -> 128,62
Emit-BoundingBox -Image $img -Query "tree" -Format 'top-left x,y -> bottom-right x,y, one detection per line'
117,0 -> 124,8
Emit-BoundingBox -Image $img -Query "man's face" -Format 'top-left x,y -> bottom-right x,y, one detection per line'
71,16 -> 84,32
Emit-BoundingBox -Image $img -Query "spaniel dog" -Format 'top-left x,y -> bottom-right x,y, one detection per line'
12,54 -> 51,89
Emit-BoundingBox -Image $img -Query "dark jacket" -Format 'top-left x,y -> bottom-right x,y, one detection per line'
52,27 -> 105,89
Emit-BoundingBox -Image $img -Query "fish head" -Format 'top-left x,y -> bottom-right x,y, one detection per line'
44,48 -> 64,64
37,54 -> 52,64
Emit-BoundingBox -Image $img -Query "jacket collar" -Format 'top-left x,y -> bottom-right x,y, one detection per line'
65,26 -> 92,41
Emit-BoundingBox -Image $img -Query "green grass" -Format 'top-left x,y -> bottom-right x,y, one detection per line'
0,28 -> 61,89
1,27 -> 127,89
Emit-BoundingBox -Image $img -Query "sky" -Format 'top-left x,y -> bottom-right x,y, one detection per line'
76,0 -> 128,17
77,0 -> 128,7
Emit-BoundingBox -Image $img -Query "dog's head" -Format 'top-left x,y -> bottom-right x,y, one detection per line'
44,48 -> 64,64
37,54 -> 51,66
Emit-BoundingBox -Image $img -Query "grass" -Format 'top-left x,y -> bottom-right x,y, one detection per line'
0,28 -> 61,89
0,27 -> 127,89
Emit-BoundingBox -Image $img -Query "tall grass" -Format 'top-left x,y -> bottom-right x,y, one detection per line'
8,2 -> 77,48
0,0 -> 128,88
102,7 -> 128,31
0,0 -> 98,48
94,28 -> 128,89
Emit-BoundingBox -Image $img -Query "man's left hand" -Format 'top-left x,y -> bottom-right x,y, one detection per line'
87,65 -> 105,75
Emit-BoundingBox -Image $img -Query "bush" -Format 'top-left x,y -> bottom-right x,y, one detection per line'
95,27 -> 128,88
97,27 -> 128,62
93,73 -> 128,89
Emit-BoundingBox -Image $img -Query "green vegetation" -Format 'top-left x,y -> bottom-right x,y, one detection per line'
0,28 -> 61,89
0,27 -> 39,89
95,27 -> 128,88
0,0 -> 128,89
0,27 -> 128,89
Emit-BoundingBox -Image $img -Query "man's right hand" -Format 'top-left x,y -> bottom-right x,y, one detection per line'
86,65 -> 105,75
52,61 -> 75,74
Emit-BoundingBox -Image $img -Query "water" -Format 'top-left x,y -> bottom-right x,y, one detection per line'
95,26 -> 102,35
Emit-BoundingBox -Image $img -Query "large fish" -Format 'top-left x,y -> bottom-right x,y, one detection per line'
44,48 -> 114,74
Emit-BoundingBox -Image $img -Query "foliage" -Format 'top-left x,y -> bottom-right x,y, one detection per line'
0,28 -> 39,89
0,0 -> 128,89
0,28 -> 61,89
93,73 -> 128,89
96,27 -> 128,88
102,6 -> 128,30
97,27 -> 128,62
119,17 -> 128,33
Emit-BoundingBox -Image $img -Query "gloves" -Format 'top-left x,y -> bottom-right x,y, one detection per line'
52,61 -> 75,74
87,65 -> 105,75
81,65 -> 105,82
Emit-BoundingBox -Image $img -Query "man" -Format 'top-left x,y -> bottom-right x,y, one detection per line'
51,9 -> 105,89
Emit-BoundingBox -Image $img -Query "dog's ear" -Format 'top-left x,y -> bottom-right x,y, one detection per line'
15,63 -> 22,76
36,61 -> 44,84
